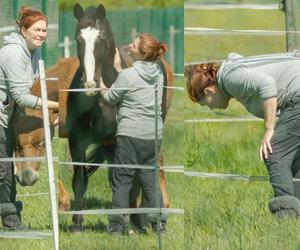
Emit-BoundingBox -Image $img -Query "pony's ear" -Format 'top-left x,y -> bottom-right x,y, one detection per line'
74,3 -> 84,20
96,4 -> 106,20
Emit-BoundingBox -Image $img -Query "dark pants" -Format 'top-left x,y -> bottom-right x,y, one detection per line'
0,125 -> 20,228
265,95 -> 300,200
109,135 -> 163,227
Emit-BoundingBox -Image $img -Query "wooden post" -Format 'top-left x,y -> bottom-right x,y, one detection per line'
280,0 -> 299,51
131,28 -> 137,42
169,26 -> 175,71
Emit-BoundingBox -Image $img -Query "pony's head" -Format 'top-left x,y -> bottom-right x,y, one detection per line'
74,3 -> 116,96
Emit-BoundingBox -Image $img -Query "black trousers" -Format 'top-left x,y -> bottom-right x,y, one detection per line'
0,125 -> 20,227
109,135 -> 163,226
265,95 -> 300,200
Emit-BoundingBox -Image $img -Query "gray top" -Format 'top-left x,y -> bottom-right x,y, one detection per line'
0,32 -> 40,127
217,53 -> 300,118
102,60 -> 164,140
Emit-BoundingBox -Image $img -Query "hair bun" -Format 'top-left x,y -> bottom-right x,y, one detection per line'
158,42 -> 167,58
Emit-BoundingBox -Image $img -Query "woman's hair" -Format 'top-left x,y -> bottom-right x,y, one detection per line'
185,63 -> 219,102
16,6 -> 48,30
137,33 -> 167,61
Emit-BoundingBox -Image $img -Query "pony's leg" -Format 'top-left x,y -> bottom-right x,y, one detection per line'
159,153 -> 169,208
58,179 -> 70,211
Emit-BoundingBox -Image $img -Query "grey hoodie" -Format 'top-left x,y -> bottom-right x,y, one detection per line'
0,32 -> 40,127
217,53 -> 300,118
103,60 -> 164,140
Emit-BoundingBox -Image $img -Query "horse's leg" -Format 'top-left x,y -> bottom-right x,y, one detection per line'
58,179 -> 70,211
159,153 -> 169,208
68,132 -> 90,231
71,164 -> 88,231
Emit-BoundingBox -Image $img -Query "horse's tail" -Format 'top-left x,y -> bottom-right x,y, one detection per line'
156,58 -> 173,122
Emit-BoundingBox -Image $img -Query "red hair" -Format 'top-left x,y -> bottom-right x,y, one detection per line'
138,33 -> 167,61
185,63 -> 219,102
16,6 -> 48,30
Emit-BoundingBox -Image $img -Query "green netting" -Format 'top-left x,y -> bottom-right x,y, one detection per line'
59,7 -> 184,73
0,0 -> 58,67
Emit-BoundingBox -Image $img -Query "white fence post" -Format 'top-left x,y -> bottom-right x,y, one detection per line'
63,36 -> 70,58
38,60 -> 59,250
169,25 -> 175,71
131,28 -> 137,41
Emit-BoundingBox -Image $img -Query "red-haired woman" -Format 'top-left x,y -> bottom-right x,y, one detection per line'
186,52 -> 300,218
0,6 -> 58,230
99,33 -> 167,234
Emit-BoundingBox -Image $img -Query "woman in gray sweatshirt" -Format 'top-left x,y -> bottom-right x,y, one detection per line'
186,52 -> 300,218
99,33 -> 166,234
0,6 -> 58,230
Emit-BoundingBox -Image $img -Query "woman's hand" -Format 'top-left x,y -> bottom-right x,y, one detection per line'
259,129 -> 274,160
114,48 -> 122,73
260,97 -> 277,160
99,77 -> 107,96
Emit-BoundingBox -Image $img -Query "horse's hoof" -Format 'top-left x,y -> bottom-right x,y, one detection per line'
70,224 -> 82,232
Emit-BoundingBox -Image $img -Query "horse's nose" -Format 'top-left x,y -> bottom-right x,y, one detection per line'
16,168 -> 39,186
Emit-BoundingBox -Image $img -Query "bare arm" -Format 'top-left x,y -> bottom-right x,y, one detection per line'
259,97 -> 277,160
35,98 -> 59,110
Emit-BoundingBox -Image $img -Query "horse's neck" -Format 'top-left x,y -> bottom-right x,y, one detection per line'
102,63 -> 118,87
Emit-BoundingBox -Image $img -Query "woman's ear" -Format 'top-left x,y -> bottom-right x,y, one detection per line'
20,27 -> 26,37
203,85 -> 216,95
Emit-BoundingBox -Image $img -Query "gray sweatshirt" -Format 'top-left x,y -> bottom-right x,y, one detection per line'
217,53 -> 300,118
0,32 -> 40,127
103,60 -> 164,140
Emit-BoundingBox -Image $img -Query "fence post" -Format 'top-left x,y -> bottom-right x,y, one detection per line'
13,0 -> 19,20
38,60 -> 59,250
281,0 -> 298,51
169,25 -> 175,71
42,0 -> 47,66
64,36 -> 70,58
131,28 -> 137,41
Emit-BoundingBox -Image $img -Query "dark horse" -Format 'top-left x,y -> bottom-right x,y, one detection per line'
67,3 -> 172,230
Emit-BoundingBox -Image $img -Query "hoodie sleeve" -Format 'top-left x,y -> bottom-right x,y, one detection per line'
102,71 -> 129,105
223,66 -> 277,100
3,47 -> 38,109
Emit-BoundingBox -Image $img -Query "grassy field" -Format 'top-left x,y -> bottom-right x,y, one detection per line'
184,6 -> 300,250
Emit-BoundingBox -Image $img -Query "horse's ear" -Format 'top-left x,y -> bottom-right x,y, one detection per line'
74,3 -> 84,20
96,4 -> 106,20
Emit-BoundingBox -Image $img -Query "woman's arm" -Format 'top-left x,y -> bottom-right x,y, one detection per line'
35,98 -> 58,110
259,97 -> 277,161
114,48 -> 122,73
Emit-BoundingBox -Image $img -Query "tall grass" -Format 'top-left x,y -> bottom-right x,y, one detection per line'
184,7 -> 300,250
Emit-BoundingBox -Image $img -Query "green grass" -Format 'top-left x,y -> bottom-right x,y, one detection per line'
185,9 -> 300,63
184,7 -> 300,250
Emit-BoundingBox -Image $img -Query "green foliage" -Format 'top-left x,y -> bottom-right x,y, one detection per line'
59,0 -> 183,10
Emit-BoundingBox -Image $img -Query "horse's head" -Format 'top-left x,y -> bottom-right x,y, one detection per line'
74,3 -> 116,96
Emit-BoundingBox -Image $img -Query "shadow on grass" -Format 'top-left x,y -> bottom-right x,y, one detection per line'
59,196 -> 112,233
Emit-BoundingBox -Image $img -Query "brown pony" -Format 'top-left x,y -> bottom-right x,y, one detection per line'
11,57 -> 79,210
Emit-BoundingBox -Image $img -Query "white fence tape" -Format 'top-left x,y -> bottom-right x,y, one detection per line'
185,171 -> 300,182
59,207 -> 184,215
0,231 -> 52,239
185,27 -> 300,36
184,3 -> 279,10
